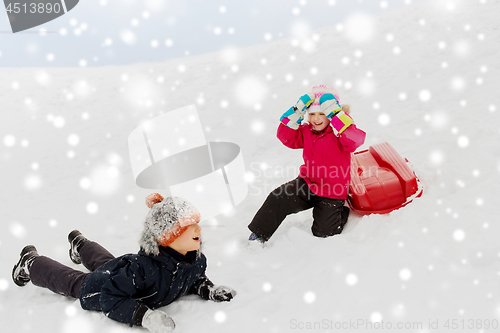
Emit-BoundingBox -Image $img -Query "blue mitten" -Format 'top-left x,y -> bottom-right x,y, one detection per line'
280,93 -> 315,130
319,93 -> 342,120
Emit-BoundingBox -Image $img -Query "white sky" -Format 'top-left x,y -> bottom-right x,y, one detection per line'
0,0 -> 427,67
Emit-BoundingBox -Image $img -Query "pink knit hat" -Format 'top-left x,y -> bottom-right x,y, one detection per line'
307,85 -> 340,113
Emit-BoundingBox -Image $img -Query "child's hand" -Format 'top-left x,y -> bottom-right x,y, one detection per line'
209,285 -> 236,302
280,93 -> 315,130
142,309 -> 175,333
319,93 -> 342,120
295,93 -> 315,112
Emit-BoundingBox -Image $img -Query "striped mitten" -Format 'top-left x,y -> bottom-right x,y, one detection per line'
330,111 -> 354,136
280,93 -> 315,129
319,93 -> 342,120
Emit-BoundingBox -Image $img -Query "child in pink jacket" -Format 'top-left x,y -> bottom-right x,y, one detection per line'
248,85 -> 366,242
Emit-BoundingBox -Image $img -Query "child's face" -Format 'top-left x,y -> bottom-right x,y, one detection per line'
168,223 -> 202,255
308,112 -> 330,132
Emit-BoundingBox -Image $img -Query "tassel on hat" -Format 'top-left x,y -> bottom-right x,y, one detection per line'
140,193 -> 201,255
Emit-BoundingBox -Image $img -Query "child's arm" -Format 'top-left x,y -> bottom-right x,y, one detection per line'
189,274 -> 236,302
277,93 -> 314,149
319,95 -> 366,152
277,123 -> 305,149
338,124 -> 366,153
99,261 -> 171,328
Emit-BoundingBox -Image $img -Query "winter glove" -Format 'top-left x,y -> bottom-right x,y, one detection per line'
208,285 -> 237,302
318,92 -> 354,135
319,93 -> 342,120
330,111 -> 354,136
141,309 -> 175,333
280,93 -> 315,130
196,278 -> 236,302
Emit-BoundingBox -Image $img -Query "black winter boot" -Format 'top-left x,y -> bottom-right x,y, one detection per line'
12,245 -> 38,286
68,230 -> 88,265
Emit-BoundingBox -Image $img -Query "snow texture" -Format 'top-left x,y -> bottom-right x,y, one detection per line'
1,1 -> 500,332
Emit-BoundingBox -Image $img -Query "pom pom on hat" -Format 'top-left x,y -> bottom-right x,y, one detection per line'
307,85 -> 340,113
146,193 -> 164,208
140,195 -> 201,255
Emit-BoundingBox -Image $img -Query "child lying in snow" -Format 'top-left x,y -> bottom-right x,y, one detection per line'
13,194 -> 235,332
248,85 -> 366,243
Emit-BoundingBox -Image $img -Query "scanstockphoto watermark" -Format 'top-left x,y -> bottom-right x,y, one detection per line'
248,162 -> 380,197
290,319 -> 424,331
289,318 -> 499,331
3,0 -> 80,33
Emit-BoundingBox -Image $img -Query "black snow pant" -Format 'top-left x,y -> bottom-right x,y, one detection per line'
248,177 -> 350,241
30,241 -> 115,298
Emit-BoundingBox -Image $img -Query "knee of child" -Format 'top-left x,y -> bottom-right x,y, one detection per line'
311,225 -> 343,238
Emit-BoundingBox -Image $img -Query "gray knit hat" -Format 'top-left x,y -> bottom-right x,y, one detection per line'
140,194 -> 201,255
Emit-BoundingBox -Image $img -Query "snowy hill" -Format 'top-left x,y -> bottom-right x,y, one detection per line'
1,1 -> 499,332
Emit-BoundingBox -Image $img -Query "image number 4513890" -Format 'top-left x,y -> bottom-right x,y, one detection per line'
3,0 -> 79,33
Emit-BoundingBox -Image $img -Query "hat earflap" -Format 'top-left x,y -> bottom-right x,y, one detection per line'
140,227 -> 161,255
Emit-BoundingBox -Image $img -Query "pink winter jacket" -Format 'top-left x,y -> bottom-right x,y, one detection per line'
277,122 -> 366,200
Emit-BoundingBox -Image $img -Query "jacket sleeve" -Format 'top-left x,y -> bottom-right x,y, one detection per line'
99,258 -> 162,326
277,122 -> 305,149
188,273 -> 214,300
338,124 -> 366,153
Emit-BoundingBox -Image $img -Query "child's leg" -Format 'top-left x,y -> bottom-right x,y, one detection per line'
311,196 -> 349,237
30,256 -> 89,298
79,241 -> 115,272
248,177 -> 314,241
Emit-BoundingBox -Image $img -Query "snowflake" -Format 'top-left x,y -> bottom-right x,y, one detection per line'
344,13 -> 375,43
303,291 -> 316,303
86,202 -> 99,214
345,273 -> 358,286
453,229 -> 465,242
214,311 -> 227,323
399,268 -> 412,281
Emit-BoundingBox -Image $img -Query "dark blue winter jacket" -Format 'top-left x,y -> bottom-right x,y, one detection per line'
79,246 -> 208,326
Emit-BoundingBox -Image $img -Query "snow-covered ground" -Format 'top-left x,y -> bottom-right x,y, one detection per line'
1,1 -> 500,332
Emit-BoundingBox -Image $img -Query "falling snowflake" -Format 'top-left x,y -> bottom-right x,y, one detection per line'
378,113 -> 390,126
234,76 -> 268,107
344,13 -> 375,43
451,76 -> 466,91
214,311 -> 227,323
399,268 -> 412,281
429,150 -> 444,166
419,90 -> 432,102
453,229 -> 465,242
0,279 -> 8,291
457,135 -> 469,148
303,291 -> 316,303
86,202 -> 99,214
120,30 -> 137,45
10,222 -> 27,238
3,135 -> 16,147
429,112 -> 449,130
345,273 -> 358,286
370,312 -> 383,323
24,174 -> 42,190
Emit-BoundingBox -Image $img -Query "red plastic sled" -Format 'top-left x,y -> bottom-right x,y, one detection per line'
348,142 -> 423,215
